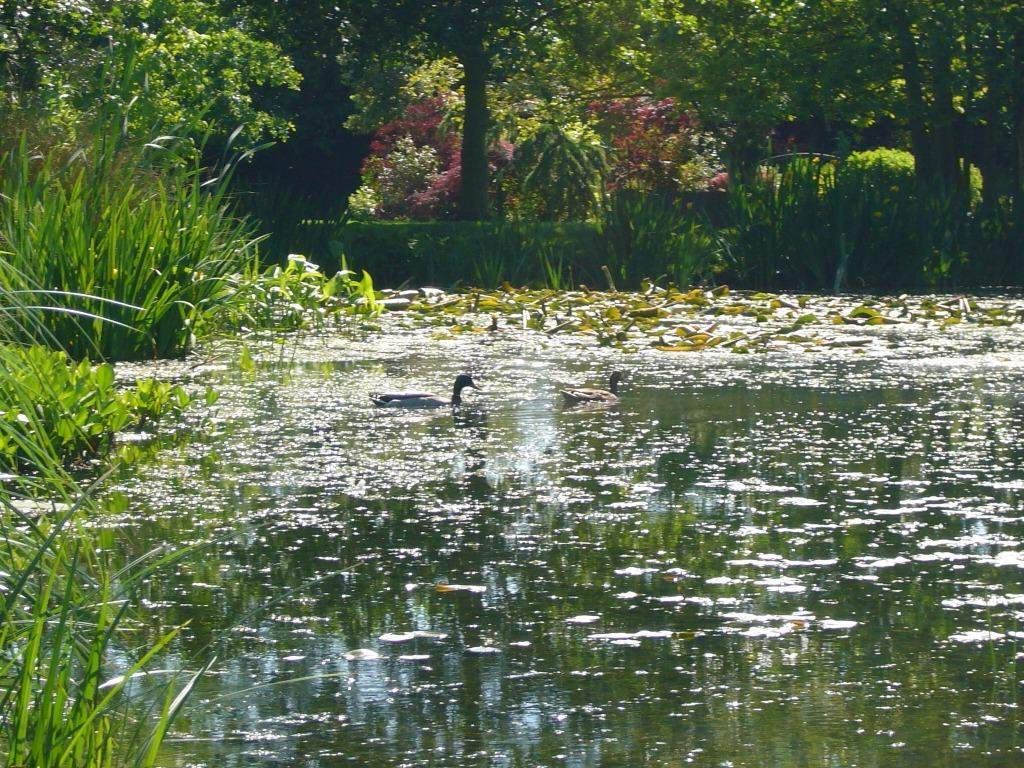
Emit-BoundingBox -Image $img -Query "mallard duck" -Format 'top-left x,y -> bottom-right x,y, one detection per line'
559,371 -> 623,405
370,373 -> 479,408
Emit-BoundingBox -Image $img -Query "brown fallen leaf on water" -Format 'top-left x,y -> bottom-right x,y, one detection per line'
435,583 -> 487,594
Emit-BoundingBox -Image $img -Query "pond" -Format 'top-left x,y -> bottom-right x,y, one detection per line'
107,293 -> 1024,767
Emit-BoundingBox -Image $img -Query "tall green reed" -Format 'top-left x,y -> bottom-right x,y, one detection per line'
724,156 -> 978,291
0,122 -> 260,361
598,191 -> 721,289
0,379 -> 202,767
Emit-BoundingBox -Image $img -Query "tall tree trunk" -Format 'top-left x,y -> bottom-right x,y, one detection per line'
1014,30 -> 1024,212
1017,109 -> 1024,209
974,28 -> 1007,211
929,34 -> 960,196
890,2 -> 932,186
457,46 -> 490,221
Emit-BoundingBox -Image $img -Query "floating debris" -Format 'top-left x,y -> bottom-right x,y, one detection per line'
396,286 -> 1024,356
435,584 -> 487,594
344,649 -> 382,661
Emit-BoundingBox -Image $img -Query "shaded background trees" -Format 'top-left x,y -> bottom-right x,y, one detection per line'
1,0 -> 1021,286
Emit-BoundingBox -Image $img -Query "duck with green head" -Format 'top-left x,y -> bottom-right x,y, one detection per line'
370,373 -> 480,409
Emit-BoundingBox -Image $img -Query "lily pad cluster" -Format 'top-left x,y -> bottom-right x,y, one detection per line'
383,285 -> 1024,354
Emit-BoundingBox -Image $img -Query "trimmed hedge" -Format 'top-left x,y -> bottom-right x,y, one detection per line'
291,192 -> 728,289
324,221 -> 605,287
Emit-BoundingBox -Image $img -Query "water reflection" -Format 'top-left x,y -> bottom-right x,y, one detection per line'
109,326 -> 1024,767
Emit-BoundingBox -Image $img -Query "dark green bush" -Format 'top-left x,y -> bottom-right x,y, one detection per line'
597,191 -> 723,289
317,194 -> 724,290
277,160 -> 1017,292
723,156 -> 990,291
333,221 -> 605,288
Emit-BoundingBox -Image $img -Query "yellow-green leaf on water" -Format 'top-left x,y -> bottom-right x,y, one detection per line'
719,305 -> 746,316
848,305 -> 880,319
655,344 -> 700,352
239,345 -> 255,374
629,306 -> 663,319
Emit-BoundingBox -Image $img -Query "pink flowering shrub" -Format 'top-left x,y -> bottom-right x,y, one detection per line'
350,96 -> 724,220
590,97 -> 722,193
706,171 -> 730,191
351,99 -> 513,220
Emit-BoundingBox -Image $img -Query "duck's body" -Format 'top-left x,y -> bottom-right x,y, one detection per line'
371,374 -> 478,409
560,371 -> 623,405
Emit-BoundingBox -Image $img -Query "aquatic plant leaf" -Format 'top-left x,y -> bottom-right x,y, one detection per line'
435,584 -> 487,594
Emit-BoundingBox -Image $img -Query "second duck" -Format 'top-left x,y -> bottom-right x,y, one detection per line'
559,371 -> 623,405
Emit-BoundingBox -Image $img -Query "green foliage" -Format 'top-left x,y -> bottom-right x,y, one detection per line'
332,215 -> 721,290
0,418 -> 200,768
508,123 -> 607,221
0,0 -> 300,148
0,124 -> 260,361
598,191 -> 722,289
210,254 -> 383,333
845,148 -> 916,181
336,220 -> 605,288
0,345 -> 191,469
233,184 -> 349,265
723,156 -> 984,291
846,147 -> 983,207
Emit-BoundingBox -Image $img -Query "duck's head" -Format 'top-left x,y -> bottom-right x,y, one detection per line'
609,370 -> 624,393
454,373 -> 479,392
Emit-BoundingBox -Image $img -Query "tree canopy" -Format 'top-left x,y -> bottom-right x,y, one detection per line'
3,0 -> 1022,218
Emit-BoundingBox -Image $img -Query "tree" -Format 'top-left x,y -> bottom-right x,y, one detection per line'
0,0 -> 299,148
344,0 -> 576,220
234,0 -> 367,205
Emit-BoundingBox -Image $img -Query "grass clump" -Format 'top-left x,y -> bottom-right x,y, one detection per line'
597,191 -> 723,290
211,254 -> 383,334
0,510 -> 195,768
0,359 -> 203,768
723,155 -> 1002,291
0,127 -> 260,362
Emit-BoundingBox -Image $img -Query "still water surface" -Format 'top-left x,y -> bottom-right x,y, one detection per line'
110,311 -> 1024,767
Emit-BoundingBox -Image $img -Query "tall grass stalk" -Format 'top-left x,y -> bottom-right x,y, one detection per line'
598,191 -> 720,289
0,122 -> 260,361
0,375 -> 201,766
725,156 -> 977,291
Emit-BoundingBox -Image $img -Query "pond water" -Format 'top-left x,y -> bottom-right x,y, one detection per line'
108,299 -> 1024,767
